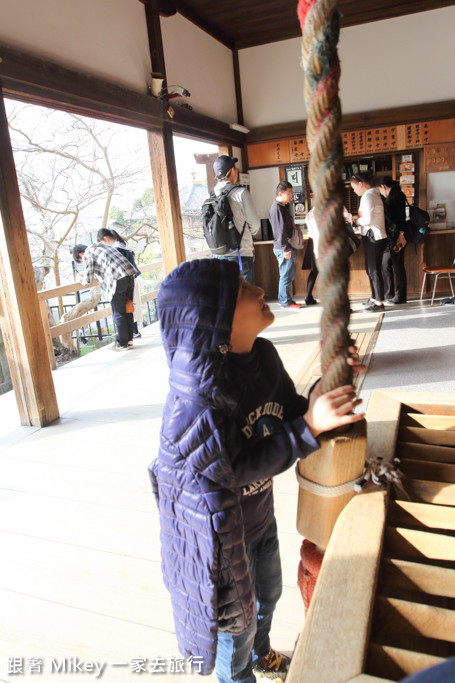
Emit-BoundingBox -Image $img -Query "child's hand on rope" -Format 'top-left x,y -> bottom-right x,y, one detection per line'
313,344 -> 366,375
304,383 -> 365,438
347,345 -> 366,374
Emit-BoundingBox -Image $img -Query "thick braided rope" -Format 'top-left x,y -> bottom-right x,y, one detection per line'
295,463 -> 364,497
298,0 -> 352,393
298,539 -> 323,612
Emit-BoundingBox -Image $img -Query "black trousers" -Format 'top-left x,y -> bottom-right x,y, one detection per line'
363,237 -> 388,302
382,245 -> 407,302
302,238 -> 318,299
111,275 -> 135,346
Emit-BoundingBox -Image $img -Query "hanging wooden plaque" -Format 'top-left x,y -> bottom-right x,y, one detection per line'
290,138 -> 311,163
424,142 -> 455,172
364,126 -> 398,153
342,130 -> 365,156
247,140 -> 290,168
403,122 -> 431,148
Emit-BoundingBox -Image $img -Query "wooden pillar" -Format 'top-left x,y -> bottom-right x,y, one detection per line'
142,0 -> 185,274
233,49 -> 244,128
143,0 -> 167,81
0,85 -> 59,426
148,124 -> 186,273
194,153 -> 218,193
232,49 -> 248,172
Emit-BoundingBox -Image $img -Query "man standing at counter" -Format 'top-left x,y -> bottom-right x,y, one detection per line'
213,155 -> 261,284
269,181 -> 303,309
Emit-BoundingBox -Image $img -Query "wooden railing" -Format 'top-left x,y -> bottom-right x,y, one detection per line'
37,263 -> 159,370
37,252 -> 211,370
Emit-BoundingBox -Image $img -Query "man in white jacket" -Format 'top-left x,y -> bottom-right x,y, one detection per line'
213,155 -> 261,284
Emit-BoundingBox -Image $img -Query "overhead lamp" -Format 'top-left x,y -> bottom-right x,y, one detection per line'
230,123 -> 250,134
150,72 -> 165,97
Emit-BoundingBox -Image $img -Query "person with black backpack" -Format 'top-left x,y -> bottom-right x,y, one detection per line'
379,176 -> 408,305
206,155 -> 261,284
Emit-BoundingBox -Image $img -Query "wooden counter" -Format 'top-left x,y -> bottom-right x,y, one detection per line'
254,230 -> 455,299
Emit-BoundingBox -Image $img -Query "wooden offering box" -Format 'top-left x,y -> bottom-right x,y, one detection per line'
287,390 -> 455,683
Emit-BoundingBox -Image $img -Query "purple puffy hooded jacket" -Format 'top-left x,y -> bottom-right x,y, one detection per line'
149,259 -> 254,675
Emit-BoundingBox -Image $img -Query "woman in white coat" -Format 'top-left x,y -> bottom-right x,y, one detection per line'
350,173 -> 388,312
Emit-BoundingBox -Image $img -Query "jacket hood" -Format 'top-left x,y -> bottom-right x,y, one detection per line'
157,259 -> 240,400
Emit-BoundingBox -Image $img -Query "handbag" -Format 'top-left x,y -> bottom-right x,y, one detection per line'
289,226 -> 305,249
364,228 -> 377,243
345,222 -> 360,256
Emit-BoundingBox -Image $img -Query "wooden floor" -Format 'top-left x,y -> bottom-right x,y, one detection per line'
0,297 -> 443,683
294,323 -> 382,396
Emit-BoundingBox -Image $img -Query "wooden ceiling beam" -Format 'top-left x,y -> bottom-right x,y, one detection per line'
0,43 -> 165,129
159,0 -> 455,50
173,0 -> 235,49
0,43 -> 245,146
338,0 -> 455,29
246,100 -> 455,144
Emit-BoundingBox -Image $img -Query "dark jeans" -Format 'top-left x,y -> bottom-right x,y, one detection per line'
111,275 -> 135,346
215,518 -> 282,683
363,237 -> 388,302
216,254 -> 254,285
382,245 -> 407,302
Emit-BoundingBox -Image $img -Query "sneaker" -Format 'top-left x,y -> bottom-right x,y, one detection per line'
305,296 -> 318,305
133,332 -> 142,338
363,302 -> 385,312
362,299 -> 374,307
387,296 -> 406,305
114,341 -> 132,351
280,302 -> 303,309
440,297 -> 454,306
253,649 -> 291,681
127,341 -> 134,347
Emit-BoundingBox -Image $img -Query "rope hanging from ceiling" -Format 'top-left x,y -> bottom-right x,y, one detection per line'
296,0 -> 354,610
298,0 -> 352,394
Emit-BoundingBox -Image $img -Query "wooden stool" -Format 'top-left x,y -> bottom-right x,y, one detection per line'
420,265 -> 455,306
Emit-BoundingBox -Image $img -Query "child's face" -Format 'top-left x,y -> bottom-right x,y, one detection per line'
230,276 -> 275,354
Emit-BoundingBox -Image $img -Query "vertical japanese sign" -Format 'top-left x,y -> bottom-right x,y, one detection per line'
285,165 -> 306,219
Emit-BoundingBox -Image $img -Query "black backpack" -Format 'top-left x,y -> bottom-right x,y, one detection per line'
201,187 -> 246,255
404,200 -> 431,245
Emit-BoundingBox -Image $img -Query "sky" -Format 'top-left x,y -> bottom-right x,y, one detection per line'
5,99 -> 218,214
173,135 -> 218,185
4,100 -> 219,285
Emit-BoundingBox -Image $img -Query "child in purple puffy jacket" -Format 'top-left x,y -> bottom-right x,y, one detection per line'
150,258 -> 364,683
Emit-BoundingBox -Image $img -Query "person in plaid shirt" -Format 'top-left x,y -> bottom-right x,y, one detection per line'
80,242 -> 136,350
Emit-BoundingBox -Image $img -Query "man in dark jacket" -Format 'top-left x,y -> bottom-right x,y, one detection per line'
149,259 -> 364,682
269,181 -> 302,309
